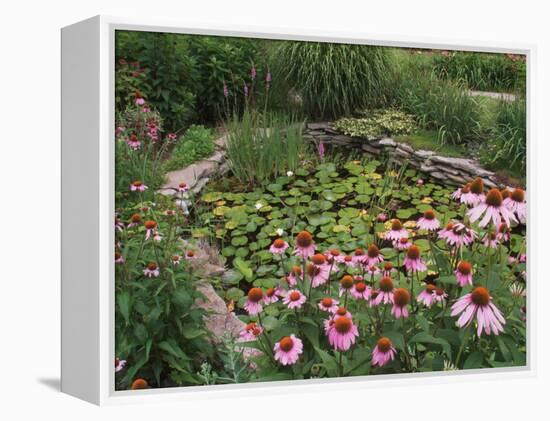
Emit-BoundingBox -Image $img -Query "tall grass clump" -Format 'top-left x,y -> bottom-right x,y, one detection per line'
481,98 -> 526,175
225,111 -> 304,186
396,58 -> 482,145
432,51 -> 526,93
272,42 -> 395,119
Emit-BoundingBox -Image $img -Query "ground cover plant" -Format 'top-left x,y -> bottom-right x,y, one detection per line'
114,31 -> 527,391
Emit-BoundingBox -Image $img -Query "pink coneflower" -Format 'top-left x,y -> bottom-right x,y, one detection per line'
167,133 -> 177,141
339,275 -> 355,297
178,182 -> 189,193
244,288 -> 264,315
467,178 -> 486,206
451,287 -> 505,336
293,231 -> 315,259
519,254 -> 526,263
223,83 -> 229,98
468,188 -> 517,227
115,358 -> 127,373
382,262 -> 396,277
433,287 -> 448,304
283,290 -> 306,309
496,223 -> 511,242
286,266 -> 303,287
239,322 -> 263,342
269,238 -> 289,255
250,67 -> 257,80
417,284 -> 437,307
274,335 -> 303,366
438,222 -> 477,247
171,255 -> 182,265
483,232 -> 499,249
374,276 -> 395,305
391,288 -> 410,319
372,337 -> 397,367
144,220 -> 157,240
365,244 -> 384,267
417,209 -> 440,231
503,188 -> 526,224
264,287 -> 279,305
455,261 -> 473,287
365,265 -> 380,278
115,217 -> 125,232
325,249 -> 342,274
327,316 -> 359,351
318,297 -> 339,313
351,281 -> 370,300
127,213 -> 142,228
369,290 -> 381,308
385,219 -> 408,241
403,245 -> 427,273
452,183 -> 478,206
341,255 -> 357,268
130,180 -> 148,192
134,90 -> 145,105
127,133 -> 141,150
307,257 -> 330,288
394,236 -> 411,251
184,250 -> 199,261
141,105 -> 151,113
143,262 -> 159,277
115,251 -> 125,264
351,248 -> 366,265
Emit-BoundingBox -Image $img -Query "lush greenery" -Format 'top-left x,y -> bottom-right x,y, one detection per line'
433,51 -> 526,93
273,42 -> 394,119
163,125 -> 216,172
335,109 -> 417,140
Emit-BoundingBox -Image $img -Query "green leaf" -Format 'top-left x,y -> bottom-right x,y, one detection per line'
410,332 -> 451,359
117,292 -> 131,325
233,257 -> 253,281
314,347 -> 339,377
463,351 -> 484,369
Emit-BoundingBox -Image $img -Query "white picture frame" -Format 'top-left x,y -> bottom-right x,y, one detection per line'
61,15 -> 534,406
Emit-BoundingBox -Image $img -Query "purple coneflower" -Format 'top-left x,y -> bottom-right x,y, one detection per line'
455,261 -> 473,287
143,262 -> 159,278
451,287 -> 506,336
274,335 -> 303,366
468,188 -> 516,227
391,288 -> 410,319
326,316 -> 359,351
385,219 -> 408,241
372,337 -> 396,367
283,290 -> 306,309
417,209 -> 440,231
503,188 -> 526,224
244,288 -> 264,315
403,245 -> 427,273
293,231 -> 315,259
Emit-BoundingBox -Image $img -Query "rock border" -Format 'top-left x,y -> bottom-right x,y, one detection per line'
304,122 -> 501,188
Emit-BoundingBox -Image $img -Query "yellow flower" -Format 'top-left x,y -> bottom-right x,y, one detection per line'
403,220 -> 417,229
388,170 -> 399,178
370,172 -> 382,180
421,197 -> 434,204
215,200 -> 226,206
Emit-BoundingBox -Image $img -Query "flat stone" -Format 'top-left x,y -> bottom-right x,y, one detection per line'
362,144 -> 381,155
415,149 -> 435,159
307,130 -> 325,136
420,164 -> 439,173
469,90 -> 516,102
161,159 -> 219,195
393,148 -> 412,158
446,174 -> 469,185
379,137 -> 396,147
206,151 -> 225,164
430,171 -> 447,180
436,165 -> 460,175
429,155 -> 481,174
396,142 -> 415,154
307,122 -> 330,130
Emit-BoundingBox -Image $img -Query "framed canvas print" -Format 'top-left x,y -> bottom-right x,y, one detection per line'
61,16 -> 532,405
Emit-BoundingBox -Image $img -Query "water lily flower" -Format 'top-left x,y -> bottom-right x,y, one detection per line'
286,171 -> 294,177
254,202 -> 263,210
391,288 -> 410,319
283,289 -> 306,309
468,188 -> 517,228
455,261 -> 473,287
275,228 -> 284,236
451,287 -> 506,336
244,287 -> 264,315
143,262 -> 159,278
274,335 -> 303,366
372,337 -> 397,367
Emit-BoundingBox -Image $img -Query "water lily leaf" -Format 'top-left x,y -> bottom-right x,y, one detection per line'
233,257 -> 253,281
333,224 -> 350,233
202,192 -> 223,203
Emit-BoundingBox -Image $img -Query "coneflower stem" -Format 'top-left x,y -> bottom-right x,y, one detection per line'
455,325 -> 471,366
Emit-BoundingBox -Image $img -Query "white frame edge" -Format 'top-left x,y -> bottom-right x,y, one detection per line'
61,14 -> 535,406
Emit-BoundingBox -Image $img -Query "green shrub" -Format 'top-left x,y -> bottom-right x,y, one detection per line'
432,51 -> 526,93
481,98 -> 526,175
116,31 -> 198,132
225,111 -> 305,186
272,42 -> 394,119
334,109 -> 417,139
163,125 -> 216,172
396,61 -> 481,145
